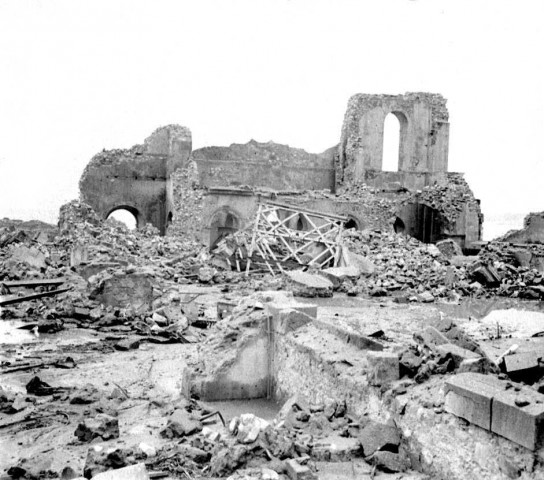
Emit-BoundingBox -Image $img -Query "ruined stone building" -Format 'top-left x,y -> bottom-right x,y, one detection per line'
79,92 -> 483,251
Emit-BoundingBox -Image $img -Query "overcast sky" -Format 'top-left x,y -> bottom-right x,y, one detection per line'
0,0 -> 542,236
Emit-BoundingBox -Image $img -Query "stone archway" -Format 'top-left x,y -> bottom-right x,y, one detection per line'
105,205 -> 140,230
209,207 -> 242,248
344,215 -> 362,231
382,111 -> 409,172
396,202 -> 444,243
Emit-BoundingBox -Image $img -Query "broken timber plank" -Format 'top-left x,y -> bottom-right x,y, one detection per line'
2,278 -> 66,289
0,288 -> 70,306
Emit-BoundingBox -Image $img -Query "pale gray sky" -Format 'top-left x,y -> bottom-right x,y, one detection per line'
0,0 -> 543,235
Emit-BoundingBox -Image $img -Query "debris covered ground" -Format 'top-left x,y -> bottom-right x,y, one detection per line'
2,201 -> 544,479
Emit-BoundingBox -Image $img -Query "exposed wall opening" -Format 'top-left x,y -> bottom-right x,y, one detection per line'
382,111 -> 408,172
397,203 -> 444,243
209,208 -> 241,249
344,216 -> 360,230
106,207 -> 138,230
382,113 -> 401,171
393,217 -> 405,234
165,212 -> 173,233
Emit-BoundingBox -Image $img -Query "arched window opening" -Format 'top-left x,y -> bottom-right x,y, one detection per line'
106,208 -> 137,230
225,213 -> 236,229
393,217 -> 405,234
209,209 -> 241,249
296,216 -> 305,231
382,113 -> 401,172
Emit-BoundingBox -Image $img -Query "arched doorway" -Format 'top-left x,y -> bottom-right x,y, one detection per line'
106,206 -> 139,230
382,111 -> 408,171
209,208 -> 241,248
397,203 -> 444,243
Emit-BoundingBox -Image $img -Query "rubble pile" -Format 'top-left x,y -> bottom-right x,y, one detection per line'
169,162 -> 205,240
407,173 -> 478,226
148,395 -> 409,478
477,242 -> 544,299
0,201 -> 222,341
343,229 -> 470,300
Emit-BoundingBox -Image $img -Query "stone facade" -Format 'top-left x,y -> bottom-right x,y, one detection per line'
78,92 -> 483,250
337,92 -> 449,190
79,125 -> 191,235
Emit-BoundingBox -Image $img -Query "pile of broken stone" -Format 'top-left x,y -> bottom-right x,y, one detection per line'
0,378 -> 407,479
477,241 -> 544,300
410,173 -> 479,226
0,200 -> 216,343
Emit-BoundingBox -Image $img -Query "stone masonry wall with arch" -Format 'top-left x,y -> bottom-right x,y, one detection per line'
78,92 -> 482,250
79,125 -> 192,235
337,92 -> 450,191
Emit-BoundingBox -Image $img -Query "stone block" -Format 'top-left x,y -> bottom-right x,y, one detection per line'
458,357 -> 487,373
161,409 -> 202,438
114,337 -> 141,351
503,351 -> 541,375
368,451 -> 410,473
11,245 -> 47,269
343,250 -> 375,275
91,463 -> 149,480
491,388 -> 544,450
444,373 -> 504,430
267,301 -> 317,321
274,309 -> 313,334
70,244 -> 89,267
285,270 -> 333,298
285,459 -> 316,480
358,420 -> 401,456
92,273 -> 153,311
435,343 -> 481,369
74,414 -> 119,442
416,326 -> 450,348
319,266 -> 360,287
367,351 -> 399,386
79,262 -> 121,281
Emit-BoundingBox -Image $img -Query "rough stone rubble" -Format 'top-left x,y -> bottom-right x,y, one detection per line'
2,201 -> 544,479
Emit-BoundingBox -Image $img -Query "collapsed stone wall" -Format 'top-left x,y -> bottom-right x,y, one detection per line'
78,92 -> 482,249
79,125 -> 191,235
337,92 -> 450,189
396,173 -> 483,248
193,140 -> 337,191
167,161 -> 205,241
500,212 -> 544,244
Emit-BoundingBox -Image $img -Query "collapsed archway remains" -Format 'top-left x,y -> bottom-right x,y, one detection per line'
397,202 -> 444,244
106,206 -> 139,230
209,208 -> 241,248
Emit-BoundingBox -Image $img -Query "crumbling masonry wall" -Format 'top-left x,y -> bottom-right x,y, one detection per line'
193,140 -> 336,191
79,125 -> 191,235
337,92 -> 450,190
78,92 -> 482,250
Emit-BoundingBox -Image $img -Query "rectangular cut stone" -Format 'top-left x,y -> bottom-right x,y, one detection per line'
491,388 -> 544,450
285,459 -> 316,480
444,373 -> 504,430
504,352 -> 541,374
418,326 -> 450,347
367,351 -> 399,386
267,301 -> 317,320
274,309 -> 314,334
436,343 -> 481,368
